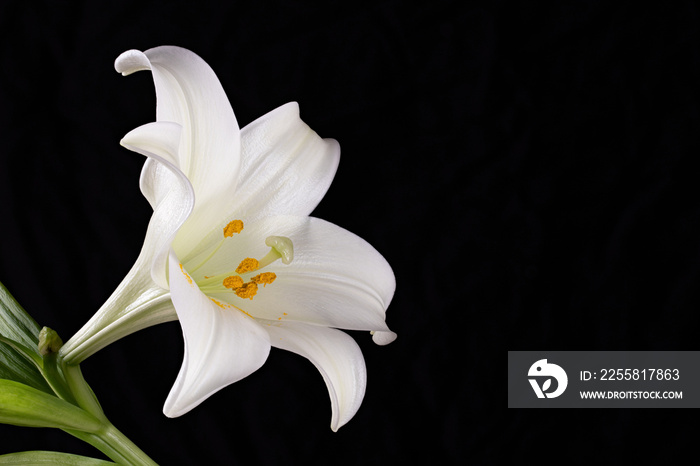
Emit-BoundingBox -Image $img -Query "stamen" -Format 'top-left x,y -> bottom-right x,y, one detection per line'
223,219 -> 244,237
235,282 -> 258,300
252,272 -> 276,286
236,258 -> 259,274
194,234 -> 292,297
191,219 -> 245,274
223,275 -> 244,289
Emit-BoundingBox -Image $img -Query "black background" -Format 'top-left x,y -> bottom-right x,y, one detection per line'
1,1 -> 700,464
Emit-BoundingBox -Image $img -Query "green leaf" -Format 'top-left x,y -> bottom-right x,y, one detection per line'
0,282 -> 42,354
0,379 -> 102,432
0,451 -> 115,464
0,338 -> 52,395
0,282 -> 57,394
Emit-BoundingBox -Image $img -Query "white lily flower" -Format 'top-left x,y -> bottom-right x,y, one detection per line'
59,46 -> 396,431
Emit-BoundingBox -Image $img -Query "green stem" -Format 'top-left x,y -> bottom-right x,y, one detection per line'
65,429 -> 130,464
41,353 -> 79,405
101,424 -> 158,465
62,363 -> 106,422
66,423 -> 158,465
60,362 -> 158,464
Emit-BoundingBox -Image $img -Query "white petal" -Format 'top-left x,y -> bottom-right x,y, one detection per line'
265,323 -> 366,431
114,49 -> 151,75
60,122 -> 187,363
139,157 -> 179,211
115,46 -> 241,256
164,249 -> 271,417
121,122 -> 194,288
59,269 -> 175,364
201,216 -> 395,334
371,330 -> 397,346
233,102 -> 340,222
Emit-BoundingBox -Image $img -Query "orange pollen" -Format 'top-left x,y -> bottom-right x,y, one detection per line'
235,282 -> 258,300
223,276 -> 244,290
223,219 -> 244,237
235,257 -> 259,274
179,264 -> 192,284
210,298 -> 230,309
252,272 -> 277,286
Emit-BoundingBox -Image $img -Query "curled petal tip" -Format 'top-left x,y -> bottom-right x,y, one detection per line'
371,330 -> 397,346
115,49 -> 151,76
119,121 -> 184,168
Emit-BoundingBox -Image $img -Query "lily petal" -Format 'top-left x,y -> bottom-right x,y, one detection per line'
164,249 -> 271,417
59,272 -> 175,365
203,216 -> 395,334
371,330 -> 398,346
234,102 -> 340,222
61,122 -> 191,364
265,322 -> 366,431
115,46 -> 241,255
121,122 -> 194,289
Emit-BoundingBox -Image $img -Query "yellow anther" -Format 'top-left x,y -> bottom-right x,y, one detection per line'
223,276 -> 244,290
252,272 -> 277,287
223,219 -> 244,238
235,282 -> 258,300
235,257 -> 259,274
